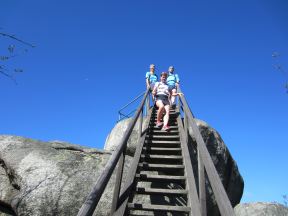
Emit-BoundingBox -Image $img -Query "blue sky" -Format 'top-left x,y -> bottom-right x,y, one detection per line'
1,0 -> 288,205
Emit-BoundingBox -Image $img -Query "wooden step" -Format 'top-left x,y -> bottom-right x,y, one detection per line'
151,130 -> 179,135
128,211 -> 154,216
145,135 -> 180,142
145,140 -> 180,144
142,147 -> 182,153
137,163 -> 184,174
135,174 -> 186,183
141,154 -> 182,160
140,155 -> 183,164
135,187 -> 188,195
138,163 -> 185,171
152,115 -> 178,120
146,135 -> 180,139
151,125 -> 178,130
127,203 -> 190,213
144,142 -> 180,148
151,121 -> 178,125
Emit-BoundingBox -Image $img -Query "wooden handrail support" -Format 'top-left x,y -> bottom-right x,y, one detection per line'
77,89 -> 150,216
178,87 -> 235,216
113,108 -> 153,216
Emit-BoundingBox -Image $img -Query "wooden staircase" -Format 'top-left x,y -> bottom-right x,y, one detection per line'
77,87 -> 236,216
126,108 -> 191,216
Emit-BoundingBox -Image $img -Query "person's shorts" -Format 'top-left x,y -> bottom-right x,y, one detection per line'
156,95 -> 170,106
168,85 -> 176,91
149,83 -> 156,91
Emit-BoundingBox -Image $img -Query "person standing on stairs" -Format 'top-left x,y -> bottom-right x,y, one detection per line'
146,64 -> 158,91
167,65 -> 180,108
152,72 -> 182,131
146,64 -> 158,102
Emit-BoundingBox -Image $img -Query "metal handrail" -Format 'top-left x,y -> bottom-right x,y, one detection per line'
77,88 -> 150,216
178,87 -> 235,216
118,91 -> 145,121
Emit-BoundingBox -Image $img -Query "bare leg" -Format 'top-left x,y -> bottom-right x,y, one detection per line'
163,104 -> 170,127
156,100 -> 164,123
171,88 -> 177,105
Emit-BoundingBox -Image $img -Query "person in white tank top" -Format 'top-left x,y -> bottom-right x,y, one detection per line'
152,72 -> 183,131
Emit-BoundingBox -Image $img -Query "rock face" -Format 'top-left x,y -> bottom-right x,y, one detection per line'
1,116 -> 244,216
0,135 -> 133,216
189,119 -> 244,215
235,202 -> 288,216
104,117 -> 148,156
105,118 -> 244,216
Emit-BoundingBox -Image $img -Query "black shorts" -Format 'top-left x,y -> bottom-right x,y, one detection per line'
156,95 -> 170,106
168,85 -> 176,91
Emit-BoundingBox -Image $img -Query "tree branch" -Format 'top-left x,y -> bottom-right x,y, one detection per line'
0,32 -> 35,48
0,69 -> 18,84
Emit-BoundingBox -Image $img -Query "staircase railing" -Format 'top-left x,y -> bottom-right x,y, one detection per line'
177,87 -> 235,216
77,85 -> 236,216
118,91 -> 146,122
77,88 -> 151,216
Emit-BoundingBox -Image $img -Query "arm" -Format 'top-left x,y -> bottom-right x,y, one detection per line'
146,78 -> 150,88
152,83 -> 158,95
145,72 -> 150,89
175,74 -> 180,88
172,92 -> 183,96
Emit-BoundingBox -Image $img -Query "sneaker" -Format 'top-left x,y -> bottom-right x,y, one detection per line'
161,125 -> 170,132
155,122 -> 163,128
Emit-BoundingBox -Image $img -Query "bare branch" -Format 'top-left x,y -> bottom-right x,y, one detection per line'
0,55 -> 18,61
0,70 -> 18,84
0,32 -> 35,48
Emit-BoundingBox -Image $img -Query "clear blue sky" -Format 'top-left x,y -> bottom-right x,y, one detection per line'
1,0 -> 288,205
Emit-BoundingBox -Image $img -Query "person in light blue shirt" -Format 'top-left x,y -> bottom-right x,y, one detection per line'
167,66 -> 180,107
145,64 -> 158,90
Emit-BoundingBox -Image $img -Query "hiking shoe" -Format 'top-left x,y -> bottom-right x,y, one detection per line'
155,122 -> 163,128
162,125 -> 170,132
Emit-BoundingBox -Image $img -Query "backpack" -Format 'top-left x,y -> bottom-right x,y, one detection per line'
148,73 -> 158,83
167,73 -> 177,85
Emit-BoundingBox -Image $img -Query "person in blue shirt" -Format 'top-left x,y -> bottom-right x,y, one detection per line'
166,66 -> 180,107
145,64 -> 158,90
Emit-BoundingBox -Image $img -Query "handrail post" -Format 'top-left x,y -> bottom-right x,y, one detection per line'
184,111 -> 189,143
139,108 -> 143,137
77,89 -> 150,216
110,152 -> 126,215
176,106 -> 202,216
178,87 -> 235,216
145,91 -> 150,116
198,148 -> 207,216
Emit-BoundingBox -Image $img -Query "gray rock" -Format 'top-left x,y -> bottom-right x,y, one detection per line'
105,117 -> 148,156
0,135 -> 132,216
235,202 -> 288,216
105,117 -> 244,216
0,116 -> 244,216
189,119 -> 244,215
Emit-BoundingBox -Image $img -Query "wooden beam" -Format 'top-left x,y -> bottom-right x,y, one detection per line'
113,108 -> 153,216
198,148 -> 207,216
177,113 -> 202,216
77,89 -> 150,216
178,87 -> 235,216
110,153 -> 125,215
